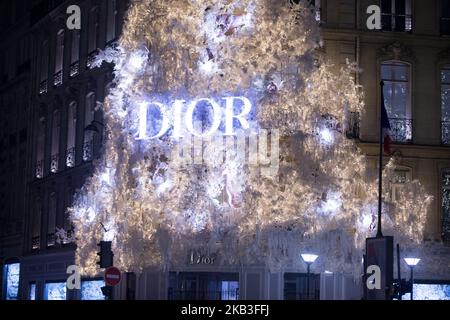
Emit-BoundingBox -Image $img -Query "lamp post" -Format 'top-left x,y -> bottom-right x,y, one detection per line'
404,258 -> 420,300
301,253 -> 318,300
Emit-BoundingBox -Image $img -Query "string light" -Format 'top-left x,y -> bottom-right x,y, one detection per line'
67,0 -> 442,279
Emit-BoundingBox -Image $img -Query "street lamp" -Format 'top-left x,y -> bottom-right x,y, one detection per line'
404,258 -> 420,301
301,253 -> 318,300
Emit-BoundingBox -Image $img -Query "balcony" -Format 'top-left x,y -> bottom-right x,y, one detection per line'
66,147 -> 76,168
389,118 -> 412,143
50,154 -> 59,173
381,13 -> 413,32
36,160 -> 44,179
83,139 -> 94,162
47,233 -> 56,247
53,70 -> 63,86
32,236 -> 40,250
86,51 -> 98,69
441,17 -> 450,36
39,80 -> 48,95
70,61 -> 79,78
346,112 -> 360,139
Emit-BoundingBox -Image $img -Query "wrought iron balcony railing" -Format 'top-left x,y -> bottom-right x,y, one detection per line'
388,118 -> 413,143
83,139 -> 94,162
66,147 -> 76,168
441,17 -> 450,36
36,160 -> 44,179
86,51 -> 97,68
69,61 -> 79,78
47,233 -> 56,247
442,121 -> 450,145
53,70 -> 63,86
32,236 -> 40,250
50,154 -> 59,173
381,13 -> 413,32
346,112 -> 360,139
39,80 -> 48,95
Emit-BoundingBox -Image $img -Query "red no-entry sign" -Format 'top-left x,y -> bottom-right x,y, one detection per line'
104,267 -> 121,286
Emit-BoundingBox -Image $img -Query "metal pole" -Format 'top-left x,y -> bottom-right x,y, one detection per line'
306,263 -> 310,300
397,244 -> 402,300
410,267 -> 414,301
377,81 -> 385,238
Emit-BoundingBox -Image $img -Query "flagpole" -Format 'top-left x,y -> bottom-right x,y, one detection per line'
377,81 -> 385,238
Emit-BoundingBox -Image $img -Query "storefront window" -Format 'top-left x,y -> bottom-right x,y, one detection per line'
3,263 -> 20,300
81,280 -> 105,300
44,282 -> 66,300
29,283 -> 36,300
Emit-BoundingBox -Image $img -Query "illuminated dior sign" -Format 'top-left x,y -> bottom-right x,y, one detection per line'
137,96 -> 252,139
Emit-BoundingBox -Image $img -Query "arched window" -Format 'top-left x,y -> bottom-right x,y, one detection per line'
66,102 -> 77,167
106,0 -> 117,43
381,60 -> 412,142
54,29 -> 64,86
83,92 -> 96,161
441,65 -> 450,144
47,192 -> 57,247
36,116 -> 46,178
51,109 -> 60,173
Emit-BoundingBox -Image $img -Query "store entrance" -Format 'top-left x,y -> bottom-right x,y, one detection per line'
168,272 -> 239,300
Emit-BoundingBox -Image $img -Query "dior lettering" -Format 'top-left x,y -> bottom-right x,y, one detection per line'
137,96 -> 252,139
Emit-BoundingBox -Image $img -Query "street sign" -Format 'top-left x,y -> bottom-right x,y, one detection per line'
104,267 -> 121,286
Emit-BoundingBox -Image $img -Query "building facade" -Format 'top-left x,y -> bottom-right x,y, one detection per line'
1,0 -> 450,300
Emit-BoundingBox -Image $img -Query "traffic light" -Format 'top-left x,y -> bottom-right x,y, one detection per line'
97,241 -> 113,268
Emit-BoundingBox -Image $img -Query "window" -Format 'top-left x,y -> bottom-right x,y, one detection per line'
36,117 -> 46,179
70,30 -> 80,77
44,282 -> 66,300
381,0 -> 412,32
381,61 -> 412,142
87,7 -> 99,67
39,40 -> 49,94
441,170 -> 450,242
83,93 -> 96,162
51,109 -> 60,173
106,0 -> 117,43
284,273 -> 320,300
441,0 -> 450,35
54,30 -> 64,86
29,283 -> 36,300
47,192 -> 57,246
32,196 -> 42,250
221,281 -> 239,300
390,168 -> 412,203
81,280 -> 105,300
66,102 -> 77,167
3,263 -> 20,300
442,66 -> 450,144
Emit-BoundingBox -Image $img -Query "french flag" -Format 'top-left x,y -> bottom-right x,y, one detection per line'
380,81 -> 392,155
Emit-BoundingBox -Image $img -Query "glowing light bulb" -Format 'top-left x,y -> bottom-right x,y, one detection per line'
320,128 -> 334,144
